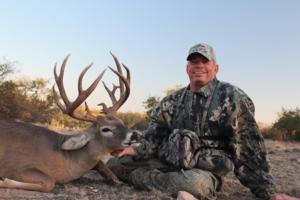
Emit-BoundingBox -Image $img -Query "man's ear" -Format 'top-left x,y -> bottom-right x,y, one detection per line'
215,64 -> 219,74
186,63 -> 190,74
61,133 -> 92,150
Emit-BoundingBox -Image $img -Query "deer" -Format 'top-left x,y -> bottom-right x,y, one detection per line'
0,53 -> 135,192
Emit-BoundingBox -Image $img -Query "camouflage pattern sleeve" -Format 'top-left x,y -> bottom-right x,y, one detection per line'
227,90 -> 276,199
133,101 -> 170,160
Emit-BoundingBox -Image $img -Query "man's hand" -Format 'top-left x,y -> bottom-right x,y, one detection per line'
111,147 -> 136,157
271,194 -> 300,200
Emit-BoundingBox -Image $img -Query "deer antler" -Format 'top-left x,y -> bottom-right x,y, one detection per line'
53,55 -> 106,122
99,52 -> 131,114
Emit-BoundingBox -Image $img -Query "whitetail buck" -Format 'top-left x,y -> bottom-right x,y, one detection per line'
0,53 -> 135,192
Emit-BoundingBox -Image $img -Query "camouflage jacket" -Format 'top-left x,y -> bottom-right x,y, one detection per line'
134,78 -> 276,199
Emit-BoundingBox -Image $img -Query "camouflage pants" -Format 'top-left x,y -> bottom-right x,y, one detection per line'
108,157 -> 218,200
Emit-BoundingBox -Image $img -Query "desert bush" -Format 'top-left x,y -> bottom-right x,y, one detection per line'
261,127 -> 289,140
164,84 -> 183,96
117,112 -> 148,130
48,111 -> 148,130
272,107 -> 300,141
0,78 -> 57,123
0,60 -> 59,123
49,111 -> 90,129
291,131 -> 300,141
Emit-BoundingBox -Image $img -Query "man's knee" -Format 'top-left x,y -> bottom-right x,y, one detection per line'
178,169 -> 218,199
132,168 -> 218,199
107,158 -> 218,199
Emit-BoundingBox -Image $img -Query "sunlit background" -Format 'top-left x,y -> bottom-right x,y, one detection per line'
1,0 -> 299,124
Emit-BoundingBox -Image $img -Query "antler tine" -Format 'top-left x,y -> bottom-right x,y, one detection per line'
53,55 -> 106,122
107,64 -> 130,113
102,81 -> 118,104
110,52 -> 125,94
97,53 -> 130,114
78,62 -> 93,93
122,63 -> 131,85
70,66 -> 106,113
52,85 -> 66,112
84,102 -> 96,118
98,103 -> 109,114
54,55 -> 71,106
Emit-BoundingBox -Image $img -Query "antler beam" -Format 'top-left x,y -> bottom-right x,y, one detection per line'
99,52 -> 131,114
53,55 -> 106,122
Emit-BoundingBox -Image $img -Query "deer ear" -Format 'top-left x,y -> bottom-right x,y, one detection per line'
61,133 -> 92,150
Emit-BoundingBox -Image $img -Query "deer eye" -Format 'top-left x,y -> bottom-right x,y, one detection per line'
100,126 -> 114,138
101,127 -> 111,132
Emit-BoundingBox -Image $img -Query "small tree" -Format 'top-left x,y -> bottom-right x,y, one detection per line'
0,60 -> 15,82
142,85 -> 183,119
272,108 -> 300,140
142,96 -> 160,118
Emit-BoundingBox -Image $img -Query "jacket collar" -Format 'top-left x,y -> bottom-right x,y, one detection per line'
186,78 -> 219,98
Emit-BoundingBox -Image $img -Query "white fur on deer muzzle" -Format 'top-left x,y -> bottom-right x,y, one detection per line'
121,132 -> 133,147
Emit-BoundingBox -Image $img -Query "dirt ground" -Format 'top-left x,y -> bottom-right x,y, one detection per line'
0,140 -> 299,200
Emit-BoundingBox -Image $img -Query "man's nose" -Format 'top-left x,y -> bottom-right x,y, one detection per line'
194,62 -> 205,68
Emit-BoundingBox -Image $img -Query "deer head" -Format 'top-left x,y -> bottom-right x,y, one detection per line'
52,52 -> 132,152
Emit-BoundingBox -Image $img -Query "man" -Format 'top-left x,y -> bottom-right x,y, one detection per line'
110,43 -> 297,200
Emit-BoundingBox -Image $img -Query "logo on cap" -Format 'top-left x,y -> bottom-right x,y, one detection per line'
187,43 -> 216,62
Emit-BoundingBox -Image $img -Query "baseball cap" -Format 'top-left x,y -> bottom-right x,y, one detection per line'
187,43 -> 216,62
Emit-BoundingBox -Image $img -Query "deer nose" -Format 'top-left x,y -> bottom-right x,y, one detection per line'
121,130 -> 143,147
130,130 -> 143,143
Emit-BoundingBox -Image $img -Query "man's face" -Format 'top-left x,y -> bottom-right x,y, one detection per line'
186,54 -> 219,91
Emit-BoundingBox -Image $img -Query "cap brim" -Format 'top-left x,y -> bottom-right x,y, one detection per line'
186,52 -> 208,61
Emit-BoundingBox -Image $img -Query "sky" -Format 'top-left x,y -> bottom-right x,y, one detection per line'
0,0 -> 299,124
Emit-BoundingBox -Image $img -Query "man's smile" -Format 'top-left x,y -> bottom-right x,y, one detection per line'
193,71 -> 207,75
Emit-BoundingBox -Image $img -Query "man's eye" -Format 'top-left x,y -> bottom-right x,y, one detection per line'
190,60 -> 198,64
191,60 -> 209,64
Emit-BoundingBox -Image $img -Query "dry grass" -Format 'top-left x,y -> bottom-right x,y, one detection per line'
0,139 -> 299,199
